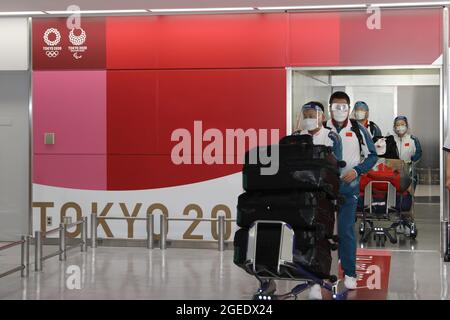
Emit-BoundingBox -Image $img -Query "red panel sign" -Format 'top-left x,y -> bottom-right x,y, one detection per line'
337,249 -> 391,300
33,17 -> 106,70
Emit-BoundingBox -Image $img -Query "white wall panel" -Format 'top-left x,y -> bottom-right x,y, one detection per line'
0,18 -> 29,71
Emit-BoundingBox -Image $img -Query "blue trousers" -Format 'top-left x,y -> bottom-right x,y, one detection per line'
338,181 -> 359,278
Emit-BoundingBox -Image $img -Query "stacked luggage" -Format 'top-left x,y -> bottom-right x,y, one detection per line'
233,135 -> 342,280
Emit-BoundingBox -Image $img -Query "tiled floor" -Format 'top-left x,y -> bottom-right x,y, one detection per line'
0,185 -> 446,300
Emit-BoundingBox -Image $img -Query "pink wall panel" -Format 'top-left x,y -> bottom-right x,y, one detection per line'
339,9 -> 441,66
106,14 -> 287,69
288,12 -> 340,66
33,71 -> 107,155
34,155 -> 107,190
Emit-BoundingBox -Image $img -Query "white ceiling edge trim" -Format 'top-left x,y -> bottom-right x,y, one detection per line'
1,2 -> 450,17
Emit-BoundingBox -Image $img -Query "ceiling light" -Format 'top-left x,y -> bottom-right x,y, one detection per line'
0,11 -> 46,16
46,9 -> 148,15
149,7 -> 255,13
371,2 -> 450,7
257,4 -> 367,11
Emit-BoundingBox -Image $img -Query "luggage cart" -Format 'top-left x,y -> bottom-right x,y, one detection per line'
392,163 -> 418,240
358,178 -> 417,246
242,221 -> 348,301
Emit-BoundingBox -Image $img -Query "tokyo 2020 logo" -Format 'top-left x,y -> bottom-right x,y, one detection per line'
43,28 -> 62,58
43,28 -> 61,46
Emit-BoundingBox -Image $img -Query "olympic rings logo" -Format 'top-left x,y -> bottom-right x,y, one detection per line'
46,51 -> 59,58
69,28 -> 87,46
43,28 -> 61,46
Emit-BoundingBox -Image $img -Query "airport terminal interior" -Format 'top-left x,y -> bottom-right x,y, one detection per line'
1,0 -> 450,301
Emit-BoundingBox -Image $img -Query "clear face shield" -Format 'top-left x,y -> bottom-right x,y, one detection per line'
330,103 -> 350,122
295,106 -> 323,132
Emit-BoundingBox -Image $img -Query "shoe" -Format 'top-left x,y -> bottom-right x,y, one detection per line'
344,275 -> 358,290
404,225 -> 411,236
308,284 -> 323,300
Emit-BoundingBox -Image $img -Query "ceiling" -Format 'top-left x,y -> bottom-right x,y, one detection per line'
0,0 -> 445,11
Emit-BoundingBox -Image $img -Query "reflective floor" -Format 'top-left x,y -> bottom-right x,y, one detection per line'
0,186 -> 446,300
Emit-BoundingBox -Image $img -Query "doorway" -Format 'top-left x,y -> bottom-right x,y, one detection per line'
289,66 -> 442,250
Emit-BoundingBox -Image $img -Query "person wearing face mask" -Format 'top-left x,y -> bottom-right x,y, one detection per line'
293,101 -> 342,300
294,101 -> 342,161
325,91 -> 378,291
392,116 -> 422,190
352,101 -> 382,139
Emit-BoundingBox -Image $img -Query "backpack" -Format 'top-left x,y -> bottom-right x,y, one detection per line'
368,121 -> 382,138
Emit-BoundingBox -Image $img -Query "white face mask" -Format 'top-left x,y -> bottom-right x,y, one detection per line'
355,110 -> 367,121
332,110 -> 348,122
395,125 -> 407,135
302,118 -> 319,131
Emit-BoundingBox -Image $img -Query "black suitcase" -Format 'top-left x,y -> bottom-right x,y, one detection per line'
293,238 -> 332,279
242,135 -> 340,196
237,191 -> 336,236
243,161 -> 340,196
233,228 -> 249,269
233,226 -> 332,279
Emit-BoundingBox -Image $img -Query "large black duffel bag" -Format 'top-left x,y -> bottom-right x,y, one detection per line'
242,135 -> 340,197
237,191 -> 336,237
233,226 -> 332,279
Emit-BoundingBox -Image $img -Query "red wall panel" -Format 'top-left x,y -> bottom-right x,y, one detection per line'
107,69 -> 286,190
339,9 -> 441,66
156,69 -> 287,155
106,14 -> 287,69
107,71 -> 158,154
33,17 -> 106,70
288,12 -> 340,66
107,155 -> 242,190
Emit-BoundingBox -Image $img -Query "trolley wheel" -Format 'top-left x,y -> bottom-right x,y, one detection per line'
359,222 -> 365,235
410,224 -> 418,240
253,293 -> 277,301
376,235 -> 381,246
380,235 -> 386,247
